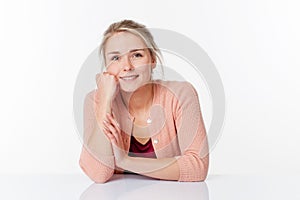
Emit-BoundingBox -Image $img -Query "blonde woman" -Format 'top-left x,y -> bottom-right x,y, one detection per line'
79,20 -> 209,183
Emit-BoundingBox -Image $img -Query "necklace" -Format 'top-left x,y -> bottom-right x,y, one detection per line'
120,84 -> 154,125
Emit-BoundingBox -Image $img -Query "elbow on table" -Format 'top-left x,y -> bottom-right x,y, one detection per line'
92,174 -> 114,184
91,171 -> 114,184
197,155 -> 209,182
180,168 -> 208,182
198,167 -> 208,182
177,154 -> 209,182
79,159 -> 114,184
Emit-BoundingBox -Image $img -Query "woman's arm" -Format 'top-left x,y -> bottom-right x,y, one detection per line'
79,73 -> 120,183
79,91 -> 115,183
103,112 -> 180,181
174,82 -> 209,181
118,156 -> 180,180
116,134 -> 208,182
104,82 -> 209,181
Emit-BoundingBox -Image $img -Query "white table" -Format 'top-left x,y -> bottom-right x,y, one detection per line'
1,174 -> 299,200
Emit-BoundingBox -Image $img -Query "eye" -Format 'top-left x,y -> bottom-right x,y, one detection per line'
133,53 -> 143,58
111,55 -> 119,61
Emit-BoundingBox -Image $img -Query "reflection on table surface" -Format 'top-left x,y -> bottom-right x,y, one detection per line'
80,174 -> 209,200
1,174 -> 299,200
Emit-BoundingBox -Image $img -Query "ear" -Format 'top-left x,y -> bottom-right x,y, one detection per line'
151,57 -> 157,69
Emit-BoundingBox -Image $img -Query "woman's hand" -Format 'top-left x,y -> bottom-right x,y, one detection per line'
94,72 -> 119,125
95,72 -> 119,102
102,112 -> 128,167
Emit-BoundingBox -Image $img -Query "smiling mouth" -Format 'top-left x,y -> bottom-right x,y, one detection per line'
120,75 -> 139,81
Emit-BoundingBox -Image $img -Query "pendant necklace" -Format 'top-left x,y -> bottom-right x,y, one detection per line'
120,85 -> 154,125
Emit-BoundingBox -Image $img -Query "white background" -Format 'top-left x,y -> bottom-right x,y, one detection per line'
0,0 -> 299,176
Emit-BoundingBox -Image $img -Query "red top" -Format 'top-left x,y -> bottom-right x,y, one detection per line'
128,136 -> 157,158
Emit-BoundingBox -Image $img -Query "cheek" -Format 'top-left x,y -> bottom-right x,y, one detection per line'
106,64 -> 121,76
138,65 -> 152,79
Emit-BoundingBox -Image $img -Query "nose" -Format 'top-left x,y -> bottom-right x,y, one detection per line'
122,55 -> 134,71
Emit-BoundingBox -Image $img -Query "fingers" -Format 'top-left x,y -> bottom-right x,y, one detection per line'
95,72 -> 117,82
106,113 -> 120,130
96,73 -> 119,96
102,114 -> 121,146
103,120 -> 118,145
102,126 -> 117,145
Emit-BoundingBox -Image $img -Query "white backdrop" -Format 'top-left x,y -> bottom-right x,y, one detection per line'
0,0 -> 299,175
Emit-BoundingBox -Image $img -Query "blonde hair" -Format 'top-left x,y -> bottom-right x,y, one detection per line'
98,19 -> 164,78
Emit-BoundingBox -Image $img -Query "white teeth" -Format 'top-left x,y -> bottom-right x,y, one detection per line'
121,75 -> 138,80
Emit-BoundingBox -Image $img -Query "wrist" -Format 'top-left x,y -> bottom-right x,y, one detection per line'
96,88 -> 113,103
115,153 -> 130,169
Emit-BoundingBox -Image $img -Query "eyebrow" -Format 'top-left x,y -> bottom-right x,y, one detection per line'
107,48 -> 146,55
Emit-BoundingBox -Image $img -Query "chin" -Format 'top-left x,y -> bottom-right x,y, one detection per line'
119,83 -> 140,93
120,80 -> 151,93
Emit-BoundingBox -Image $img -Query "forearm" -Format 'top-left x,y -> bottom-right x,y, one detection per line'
80,75 -> 119,183
119,156 -> 180,181
86,127 -> 113,157
86,95 -> 113,156
80,96 -> 115,183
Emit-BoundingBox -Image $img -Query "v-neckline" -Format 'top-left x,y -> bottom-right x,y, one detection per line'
131,135 -> 151,145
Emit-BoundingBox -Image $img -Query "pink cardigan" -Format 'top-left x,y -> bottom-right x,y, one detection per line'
79,80 -> 209,182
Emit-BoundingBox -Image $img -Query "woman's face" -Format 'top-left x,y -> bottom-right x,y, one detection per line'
104,31 -> 155,92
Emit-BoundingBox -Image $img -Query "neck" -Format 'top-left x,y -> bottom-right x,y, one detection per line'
121,84 -> 154,113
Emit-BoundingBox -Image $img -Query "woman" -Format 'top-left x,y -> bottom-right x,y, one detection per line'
79,20 -> 209,183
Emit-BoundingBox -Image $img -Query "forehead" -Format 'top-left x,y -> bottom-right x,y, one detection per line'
105,31 -> 147,54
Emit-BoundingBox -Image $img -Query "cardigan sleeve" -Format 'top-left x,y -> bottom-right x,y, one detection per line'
79,91 -> 115,183
174,82 -> 209,182
79,147 -> 115,183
